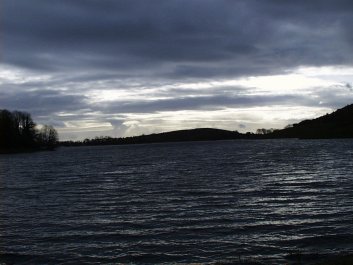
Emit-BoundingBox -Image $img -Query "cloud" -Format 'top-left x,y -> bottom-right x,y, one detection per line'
4,0 -> 353,78
3,1 -> 353,139
0,89 -> 89,120
98,94 -> 315,115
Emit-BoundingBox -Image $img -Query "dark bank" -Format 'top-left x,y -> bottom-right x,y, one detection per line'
61,103 -> 353,147
0,110 -> 58,153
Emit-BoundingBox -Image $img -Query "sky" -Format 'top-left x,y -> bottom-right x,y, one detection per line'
1,0 -> 353,140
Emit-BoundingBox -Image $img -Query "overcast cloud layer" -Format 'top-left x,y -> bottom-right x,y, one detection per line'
2,0 -> 353,140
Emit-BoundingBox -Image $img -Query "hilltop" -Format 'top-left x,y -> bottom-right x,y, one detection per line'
271,104 -> 353,139
61,128 -> 245,146
60,103 -> 353,147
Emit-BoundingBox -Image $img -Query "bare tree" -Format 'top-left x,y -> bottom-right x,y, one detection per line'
38,125 -> 59,149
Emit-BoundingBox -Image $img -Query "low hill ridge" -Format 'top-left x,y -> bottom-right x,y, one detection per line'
60,104 -> 353,146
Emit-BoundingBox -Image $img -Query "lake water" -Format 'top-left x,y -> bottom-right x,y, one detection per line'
1,140 -> 353,264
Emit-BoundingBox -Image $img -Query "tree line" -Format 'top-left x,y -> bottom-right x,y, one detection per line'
0,109 -> 58,152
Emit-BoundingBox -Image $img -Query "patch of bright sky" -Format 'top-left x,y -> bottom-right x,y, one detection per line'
159,106 -> 325,124
85,66 -> 349,103
295,66 -> 353,86
172,66 -> 348,94
63,120 -> 112,130
88,88 -> 170,102
0,65 -> 51,85
233,74 -> 334,94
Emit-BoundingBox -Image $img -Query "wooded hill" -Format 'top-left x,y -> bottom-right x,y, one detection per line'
271,104 -> 353,139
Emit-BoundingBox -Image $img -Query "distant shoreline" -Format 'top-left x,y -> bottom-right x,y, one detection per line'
58,128 -> 269,147
60,103 -> 353,147
59,127 -> 353,148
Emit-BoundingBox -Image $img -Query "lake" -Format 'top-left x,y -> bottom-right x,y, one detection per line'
1,140 -> 353,264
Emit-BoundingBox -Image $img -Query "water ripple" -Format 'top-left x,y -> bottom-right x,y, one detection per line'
1,140 -> 353,264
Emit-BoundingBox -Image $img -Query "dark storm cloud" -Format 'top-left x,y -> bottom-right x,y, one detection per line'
3,0 -> 353,77
0,89 -> 89,117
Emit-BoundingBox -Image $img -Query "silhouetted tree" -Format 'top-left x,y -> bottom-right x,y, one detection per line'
0,109 -> 59,152
0,110 -> 15,148
18,111 -> 37,147
38,125 -> 59,150
256,128 -> 277,135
